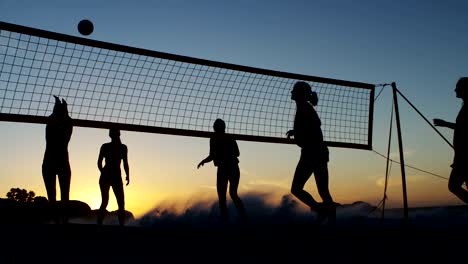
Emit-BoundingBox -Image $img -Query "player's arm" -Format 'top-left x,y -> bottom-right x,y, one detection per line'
65,121 -> 73,144
198,156 -> 213,169
234,140 -> 240,158
197,139 -> 214,169
97,145 -> 105,173
433,119 -> 456,129
123,145 -> 130,186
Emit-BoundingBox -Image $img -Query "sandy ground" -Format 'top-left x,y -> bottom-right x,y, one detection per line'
1,219 -> 467,264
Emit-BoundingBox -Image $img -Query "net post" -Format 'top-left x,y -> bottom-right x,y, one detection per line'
391,82 -> 409,220
368,86 -> 375,149
381,101 -> 394,219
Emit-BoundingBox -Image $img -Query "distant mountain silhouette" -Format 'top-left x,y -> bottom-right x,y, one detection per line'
0,198 -> 134,224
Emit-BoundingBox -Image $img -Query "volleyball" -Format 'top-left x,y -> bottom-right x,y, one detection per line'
78,19 -> 94,36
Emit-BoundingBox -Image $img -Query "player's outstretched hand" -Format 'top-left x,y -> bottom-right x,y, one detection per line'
197,161 -> 204,169
286,130 -> 295,139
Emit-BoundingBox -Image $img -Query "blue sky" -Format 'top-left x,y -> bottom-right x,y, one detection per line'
1,0 -> 467,216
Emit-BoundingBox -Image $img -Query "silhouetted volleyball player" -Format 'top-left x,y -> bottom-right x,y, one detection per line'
434,77 -> 468,204
42,95 -> 73,223
197,119 -> 246,222
286,81 -> 336,222
97,128 -> 130,226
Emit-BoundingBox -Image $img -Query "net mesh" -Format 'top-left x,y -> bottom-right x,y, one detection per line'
0,22 -> 374,148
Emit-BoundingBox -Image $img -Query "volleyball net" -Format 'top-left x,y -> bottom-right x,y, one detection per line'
0,22 -> 374,149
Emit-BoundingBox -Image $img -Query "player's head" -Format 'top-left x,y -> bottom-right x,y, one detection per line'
109,128 -> 120,139
455,77 -> 468,100
291,81 -> 318,106
213,118 -> 226,133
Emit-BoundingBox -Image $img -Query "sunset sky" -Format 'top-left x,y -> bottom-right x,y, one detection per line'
1,0 -> 467,218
